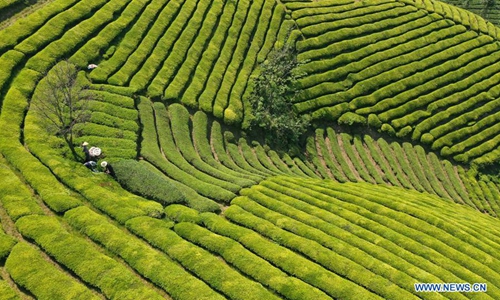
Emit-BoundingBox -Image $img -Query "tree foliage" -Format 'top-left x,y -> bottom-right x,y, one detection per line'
248,44 -> 309,149
31,61 -> 95,156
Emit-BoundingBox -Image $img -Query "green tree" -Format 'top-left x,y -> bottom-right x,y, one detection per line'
31,61 -> 96,158
248,44 -> 309,149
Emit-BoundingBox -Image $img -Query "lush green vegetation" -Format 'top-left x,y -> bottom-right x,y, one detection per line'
247,44 -> 310,148
113,159 -> 186,206
290,0 -> 500,167
1,0 -> 500,299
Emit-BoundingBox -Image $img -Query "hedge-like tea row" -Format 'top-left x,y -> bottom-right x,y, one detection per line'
168,103 -> 254,188
295,1 -> 404,29
0,279 -> 19,300
225,203 -> 417,299
282,0 -> 500,165
457,167 -> 500,216
191,111 -> 261,183
148,0 -> 214,99
0,156 -> 44,221
266,177 -> 500,295
198,0 -> 253,121
16,215 -> 164,300
111,0 -> 286,125
277,177 -> 500,295
229,140 -> 274,176
65,206 -> 224,300
340,133 -> 374,183
256,179 -> 470,287
138,100 -> 318,206
221,0 -> 279,125
239,192 -> 454,297
137,97 -> 221,212
153,102 -> 237,201
23,0 -> 131,72
253,144 -> 288,175
184,0 -> 239,112
306,133 -> 341,180
108,0 -> 185,87
125,216 -> 282,300
0,50 -> 24,96
162,0 -> 224,104
363,135 -> 400,186
70,0 -> 154,68
300,4 -> 414,39
88,0 -> 170,82
441,0 -> 500,26
239,182 -> 451,286
0,230 -> 16,261
5,242 -> 100,300
9,0 -> 101,55
89,111 -> 138,132
297,11 -> 440,77
370,42 -> 500,124
113,159 -> 186,205
404,0 -> 500,35
403,143 -> 443,196
351,135 -> 385,184
349,34 -> 491,110
342,181 -> 500,274
129,0 -> 199,91
251,176 -> 500,296
208,120 -> 266,179
306,128 -> 472,204
173,220 -> 333,300
0,0 -> 81,53
315,29 -> 477,112
432,98 -> 500,150
323,129 -> 358,181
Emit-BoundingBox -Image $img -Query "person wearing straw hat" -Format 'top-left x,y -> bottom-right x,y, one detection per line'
101,161 -> 115,178
82,141 -> 91,162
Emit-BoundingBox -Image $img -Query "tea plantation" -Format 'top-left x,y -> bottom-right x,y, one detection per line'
1,0 -> 500,299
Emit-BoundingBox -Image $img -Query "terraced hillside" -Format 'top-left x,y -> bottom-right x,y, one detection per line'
290,0 -> 500,166
442,0 -> 500,25
1,0 -> 500,299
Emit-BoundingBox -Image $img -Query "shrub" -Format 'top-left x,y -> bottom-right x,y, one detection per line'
420,133 -> 435,144
165,205 -> 200,223
367,114 -> 382,128
380,123 -> 396,136
103,45 -> 116,59
113,159 -> 186,206
337,112 -> 367,126
396,126 -> 412,138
